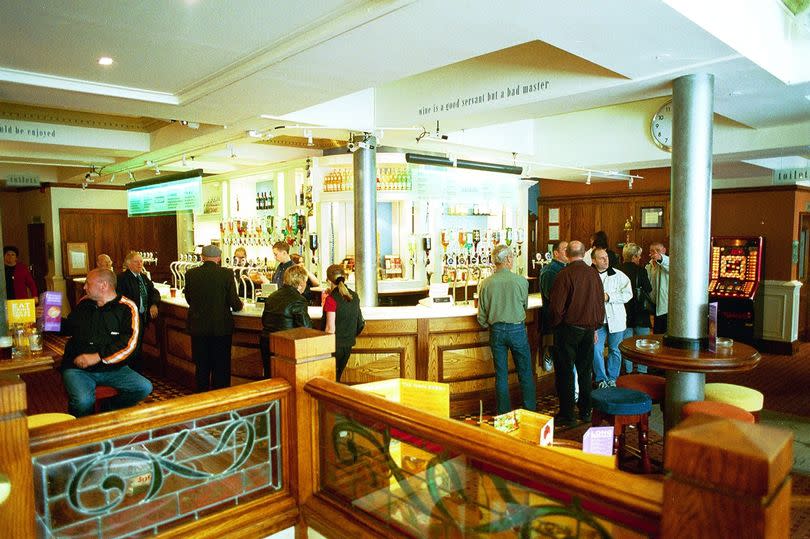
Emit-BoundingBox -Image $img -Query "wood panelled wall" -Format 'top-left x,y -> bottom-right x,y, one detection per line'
59,209 -> 177,282
538,192 -> 671,262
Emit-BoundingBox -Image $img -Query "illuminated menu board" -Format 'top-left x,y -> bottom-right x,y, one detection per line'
128,176 -> 202,216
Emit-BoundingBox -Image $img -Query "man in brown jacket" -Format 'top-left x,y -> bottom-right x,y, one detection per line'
549,240 -> 605,428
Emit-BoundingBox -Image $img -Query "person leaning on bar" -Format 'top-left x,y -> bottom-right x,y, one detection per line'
260,265 -> 313,377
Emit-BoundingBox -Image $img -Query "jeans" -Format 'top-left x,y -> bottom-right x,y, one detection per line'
490,322 -> 536,414
593,325 -> 623,383
553,324 -> 594,421
622,326 -> 651,373
63,366 -> 153,417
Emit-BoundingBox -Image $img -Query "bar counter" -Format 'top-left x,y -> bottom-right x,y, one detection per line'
147,295 -> 546,416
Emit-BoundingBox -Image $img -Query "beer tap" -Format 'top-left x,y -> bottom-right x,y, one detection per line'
309,233 -> 319,267
408,236 -> 417,280
296,214 -> 307,253
422,235 -> 433,285
472,229 -> 481,264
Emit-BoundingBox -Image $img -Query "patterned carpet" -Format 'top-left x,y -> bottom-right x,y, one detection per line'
24,334 -> 810,535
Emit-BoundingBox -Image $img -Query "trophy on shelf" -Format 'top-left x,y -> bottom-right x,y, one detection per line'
422,235 -> 433,285
309,233 -> 319,267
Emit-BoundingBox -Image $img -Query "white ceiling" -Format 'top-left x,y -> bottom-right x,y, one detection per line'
0,0 -> 808,184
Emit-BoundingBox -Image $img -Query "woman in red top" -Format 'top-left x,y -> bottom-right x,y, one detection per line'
4,246 -> 38,301
322,264 -> 364,382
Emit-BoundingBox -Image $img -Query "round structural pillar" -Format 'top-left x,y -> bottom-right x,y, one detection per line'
353,135 -> 379,307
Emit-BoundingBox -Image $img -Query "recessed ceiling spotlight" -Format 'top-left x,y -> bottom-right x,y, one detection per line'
97,56 -> 114,66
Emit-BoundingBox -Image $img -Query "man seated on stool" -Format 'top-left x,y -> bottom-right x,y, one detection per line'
61,268 -> 153,417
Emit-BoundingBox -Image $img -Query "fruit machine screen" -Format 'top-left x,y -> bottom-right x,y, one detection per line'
708,237 -> 763,300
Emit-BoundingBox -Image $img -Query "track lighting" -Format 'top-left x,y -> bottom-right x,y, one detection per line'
405,153 -> 523,175
586,171 -> 592,185
155,165 -> 160,175
128,171 -> 135,181
228,144 -> 236,159
181,154 -> 187,167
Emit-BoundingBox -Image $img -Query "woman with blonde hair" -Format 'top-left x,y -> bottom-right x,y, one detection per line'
323,264 -> 364,382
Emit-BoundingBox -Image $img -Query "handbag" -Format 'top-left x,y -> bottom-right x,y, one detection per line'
635,272 -> 656,314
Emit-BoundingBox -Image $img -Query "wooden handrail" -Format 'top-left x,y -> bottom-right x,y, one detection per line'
29,378 -> 292,456
304,376 -> 663,529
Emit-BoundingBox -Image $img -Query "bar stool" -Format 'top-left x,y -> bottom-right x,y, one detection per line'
95,385 -> 119,413
704,383 -> 764,421
591,387 -> 652,474
681,400 -> 755,423
27,413 -> 75,429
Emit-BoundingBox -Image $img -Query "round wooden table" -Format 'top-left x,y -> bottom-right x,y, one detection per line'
619,335 -> 761,431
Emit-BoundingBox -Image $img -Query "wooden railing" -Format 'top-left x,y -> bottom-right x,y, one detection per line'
0,328 -> 795,537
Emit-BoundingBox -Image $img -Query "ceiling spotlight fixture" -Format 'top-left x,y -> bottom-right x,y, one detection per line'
181,154 -> 188,167
155,165 -> 161,175
305,130 -> 314,147
110,173 -> 116,183
128,171 -> 135,181
628,178 -> 634,189
97,56 -> 114,66
82,181 -> 88,190
586,171 -> 592,185
228,144 -> 236,159
248,130 -> 262,138
146,160 -> 155,166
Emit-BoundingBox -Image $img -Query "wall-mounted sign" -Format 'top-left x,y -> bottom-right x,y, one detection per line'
0,119 -> 149,151
773,167 -> 810,184
5,173 -> 41,187
127,176 -> 202,216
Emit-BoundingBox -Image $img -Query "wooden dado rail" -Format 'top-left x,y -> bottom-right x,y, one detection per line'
0,328 -> 795,537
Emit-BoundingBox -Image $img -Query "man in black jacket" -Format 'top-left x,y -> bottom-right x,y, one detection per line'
61,268 -> 153,416
117,251 -> 160,371
184,244 -> 244,392
260,264 -> 312,377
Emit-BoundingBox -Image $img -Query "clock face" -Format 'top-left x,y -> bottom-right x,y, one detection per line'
650,100 -> 673,152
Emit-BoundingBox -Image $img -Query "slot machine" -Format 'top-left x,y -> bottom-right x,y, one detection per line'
708,236 -> 764,343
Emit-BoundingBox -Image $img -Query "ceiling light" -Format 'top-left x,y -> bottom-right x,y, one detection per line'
628,178 -> 634,189
586,171 -> 592,185
97,57 -> 114,66
155,165 -> 161,175
128,171 -> 135,181
110,173 -> 116,183
181,154 -> 187,167
248,130 -> 262,138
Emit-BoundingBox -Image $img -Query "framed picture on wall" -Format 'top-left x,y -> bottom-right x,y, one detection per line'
640,207 -> 664,229
548,207 -> 560,224
66,242 -> 89,276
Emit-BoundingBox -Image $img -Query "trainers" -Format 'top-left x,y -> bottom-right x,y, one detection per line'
542,350 -> 553,372
596,380 -> 609,389
607,379 -> 617,387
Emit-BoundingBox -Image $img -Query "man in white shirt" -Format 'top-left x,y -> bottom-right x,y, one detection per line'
646,242 -> 670,334
592,248 -> 632,388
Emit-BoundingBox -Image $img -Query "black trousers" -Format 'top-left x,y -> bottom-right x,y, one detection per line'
192,334 -> 233,392
553,324 -> 595,421
335,345 -> 352,382
653,314 -> 668,334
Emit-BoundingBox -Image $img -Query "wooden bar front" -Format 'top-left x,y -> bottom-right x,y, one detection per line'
152,297 -> 548,416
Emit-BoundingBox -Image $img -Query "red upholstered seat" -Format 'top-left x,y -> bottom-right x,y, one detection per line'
616,374 -> 666,403
681,400 -> 755,424
94,385 -> 119,413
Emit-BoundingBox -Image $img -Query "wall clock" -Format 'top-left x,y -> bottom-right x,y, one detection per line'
650,100 -> 673,152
